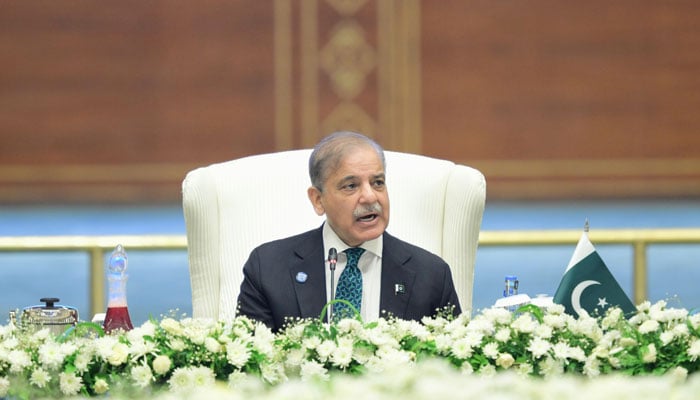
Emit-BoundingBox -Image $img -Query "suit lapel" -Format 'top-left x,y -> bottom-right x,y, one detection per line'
289,227 -> 327,319
379,233 -> 416,319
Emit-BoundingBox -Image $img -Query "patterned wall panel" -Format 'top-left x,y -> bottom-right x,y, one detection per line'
1,1 -> 699,202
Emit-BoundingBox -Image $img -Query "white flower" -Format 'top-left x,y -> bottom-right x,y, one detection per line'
460,360 -> 474,374
191,366 -> 216,387
543,313 -> 567,330
479,364 -> 497,376
2,337 -> 18,349
253,324 -> 275,357
300,360 -> 329,381
315,339 -> 336,361
183,325 -> 208,345
93,378 -> 109,395
352,345 -> 374,365
648,300 -> 668,321
482,307 -> 513,325
434,334 -> 452,352
59,372 -> 83,396
516,362 -> 533,376
602,308 -> 624,329
126,321 -> 156,342
129,338 -> 157,360
463,331 -> 484,348
527,337 -> 551,359
496,353 -> 515,369
168,367 -> 193,392
511,314 -> 537,334
660,331 -> 675,346
226,338 -> 251,368
337,318 -> 363,334
30,328 -> 51,343
330,342 -> 354,368
303,335 -> 321,350
8,349 -> 32,373
636,300 -> 651,313
131,364 -> 154,388
29,368 -> 51,388
552,342 -> 571,361
0,376 -> 9,397
260,361 -> 285,384
168,338 -> 186,351
687,339 -> 700,361
672,323 -> 689,338
482,342 -> 499,359
494,327 -> 511,342
638,319 -> 660,334
374,347 -> 413,368
160,318 -> 184,336
152,354 -> 172,375
285,347 -> 306,368
642,343 -> 657,364
568,346 -> 586,362
539,356 -> 564,376
583,356 -> 601,377
450,337 -> 473,359
466,318 -> 495,335
204,336 -> 222,353
38,341 -> 65,369
108,342 -> 130,366
670,366 -> 688,383
533,324 -> 553,339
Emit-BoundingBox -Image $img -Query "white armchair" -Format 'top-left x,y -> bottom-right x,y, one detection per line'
182,149 -> 486,320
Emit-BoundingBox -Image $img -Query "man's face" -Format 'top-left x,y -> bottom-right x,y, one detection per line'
308,146 -> 390,247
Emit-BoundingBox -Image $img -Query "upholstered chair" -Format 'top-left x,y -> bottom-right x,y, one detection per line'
182,149 -> 486,320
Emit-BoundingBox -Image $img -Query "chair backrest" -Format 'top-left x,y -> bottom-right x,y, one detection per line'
182,149 -> 486,320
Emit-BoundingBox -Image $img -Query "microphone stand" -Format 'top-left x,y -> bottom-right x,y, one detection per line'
328,248 -> 338,323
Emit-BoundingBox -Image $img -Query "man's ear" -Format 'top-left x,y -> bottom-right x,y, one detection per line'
307,186 -> 325,216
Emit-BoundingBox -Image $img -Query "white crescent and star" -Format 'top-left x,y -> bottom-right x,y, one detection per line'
571,280 -> 601,316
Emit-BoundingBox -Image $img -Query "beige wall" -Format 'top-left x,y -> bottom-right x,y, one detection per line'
2,0 -> 699,203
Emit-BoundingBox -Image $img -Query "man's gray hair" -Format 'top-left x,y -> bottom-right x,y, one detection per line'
308,131 -> 386,191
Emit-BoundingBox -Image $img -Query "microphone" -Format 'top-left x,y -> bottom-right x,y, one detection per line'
328,247 -> 338,323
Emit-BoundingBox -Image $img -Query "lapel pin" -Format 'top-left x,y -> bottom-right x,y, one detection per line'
295,272 -> 308,283
394,283 -> 406,295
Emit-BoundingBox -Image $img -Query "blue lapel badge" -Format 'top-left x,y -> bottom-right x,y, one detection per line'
395,283 -> 406,295
296,271 -> 308,283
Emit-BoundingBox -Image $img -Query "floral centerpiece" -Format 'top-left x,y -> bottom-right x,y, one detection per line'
2,300 -> 700,398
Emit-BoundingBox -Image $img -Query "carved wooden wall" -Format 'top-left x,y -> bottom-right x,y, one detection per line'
1,0 -> 699,203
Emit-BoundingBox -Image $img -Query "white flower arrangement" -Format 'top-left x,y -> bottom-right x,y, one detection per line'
1,301 -> 700,398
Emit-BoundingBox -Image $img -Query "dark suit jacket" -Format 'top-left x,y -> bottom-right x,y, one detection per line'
236,226 -> 462,332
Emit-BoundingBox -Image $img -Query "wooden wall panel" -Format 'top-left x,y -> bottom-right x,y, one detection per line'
1,0 -> 699,203
0,1 -> 276,203
421,0 -> 700,199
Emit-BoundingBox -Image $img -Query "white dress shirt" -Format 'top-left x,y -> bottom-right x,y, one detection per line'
322,222 -> 383,322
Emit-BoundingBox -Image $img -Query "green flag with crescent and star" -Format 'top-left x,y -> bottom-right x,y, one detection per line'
553,231 -> 636,318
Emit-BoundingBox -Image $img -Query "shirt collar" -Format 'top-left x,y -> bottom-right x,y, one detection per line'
322,221 -> 383,258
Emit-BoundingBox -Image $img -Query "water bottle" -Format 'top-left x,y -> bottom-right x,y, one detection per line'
503,275 -> 519,297
103,244 -> 134,333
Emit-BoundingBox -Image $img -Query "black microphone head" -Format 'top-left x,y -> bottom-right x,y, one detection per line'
328,247 -> 338,263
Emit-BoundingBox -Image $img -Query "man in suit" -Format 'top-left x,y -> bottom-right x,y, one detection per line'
237,131 -> 461,332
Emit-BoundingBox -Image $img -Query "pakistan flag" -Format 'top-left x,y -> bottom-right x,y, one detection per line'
553,231 -> 636,318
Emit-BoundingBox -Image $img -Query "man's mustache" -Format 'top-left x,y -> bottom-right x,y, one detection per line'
353,203 -> 383,218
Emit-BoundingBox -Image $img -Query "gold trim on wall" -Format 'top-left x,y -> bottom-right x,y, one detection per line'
378,0 -> 422,153
278,0 -> 423,151
274,0 -> 294,151
0,163 -> 200,183
466,158 -> 700,199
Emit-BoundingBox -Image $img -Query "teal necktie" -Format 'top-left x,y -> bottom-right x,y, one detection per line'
334,247 -> 365,320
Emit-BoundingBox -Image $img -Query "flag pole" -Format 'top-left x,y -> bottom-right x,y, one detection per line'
584,218 -> 589,233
